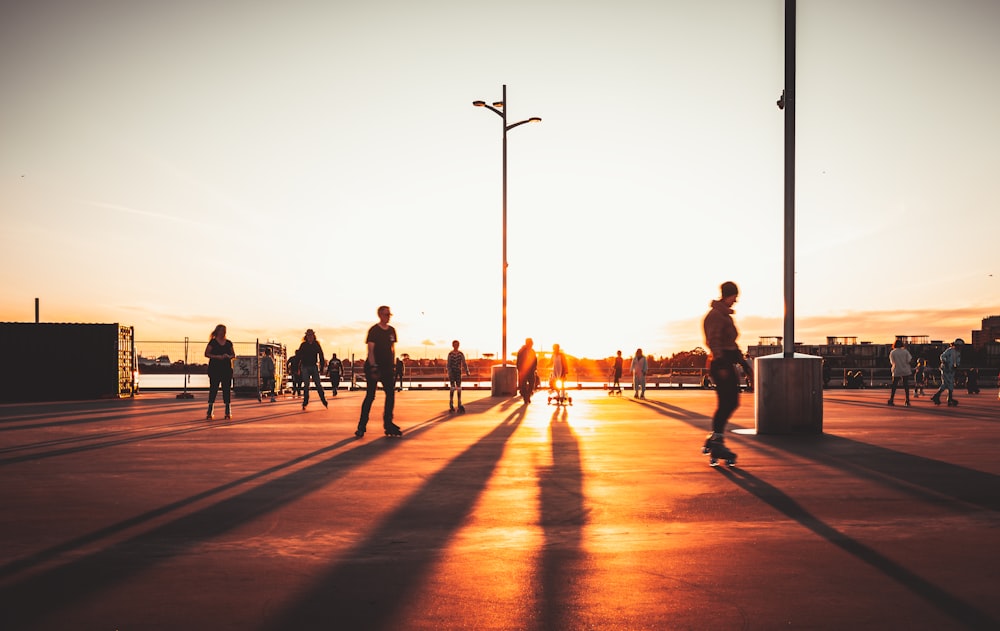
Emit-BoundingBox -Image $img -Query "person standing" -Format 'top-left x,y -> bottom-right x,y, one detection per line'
205,324 -> 235,420
966,367 -> 981,395
297,329 -> 328,410
260,346 -> 277,403
394,357 -> 405,392
327,353 -> 343,396
887,339 -> 913,406
288,351 -> 303,397
702,281 -> 753,465
356,306 -> 400,437
931,338 -> 964,406
631,348 -> 648,399
447,340 -> 471,413
516,337 -> 537,404
913,358 -> 927,397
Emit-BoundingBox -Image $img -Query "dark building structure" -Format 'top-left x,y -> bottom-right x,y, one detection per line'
0,322 -> 136,401
749,322 -> 1000,388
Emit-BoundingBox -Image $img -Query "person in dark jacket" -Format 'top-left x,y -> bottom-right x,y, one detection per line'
297,329 -> 328,410
205,323 -> 235,420
702,282 -> 753,465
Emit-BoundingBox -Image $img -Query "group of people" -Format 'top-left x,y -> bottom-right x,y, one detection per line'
201,281 -> 985,467
887,337 -> 967,407
201,306 -> 406,436
608,349 -> 651,398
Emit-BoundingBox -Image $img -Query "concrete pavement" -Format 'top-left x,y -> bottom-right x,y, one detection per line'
0,387 -> 997,630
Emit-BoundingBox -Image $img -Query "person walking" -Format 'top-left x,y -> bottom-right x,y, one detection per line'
931,338 -> 964,406
327,353 -> 343,396
356,306 -> 400,437
297,329 -> 328,410
631,348 -> 648,399
702,281 -> 753,465
516,337 -> 537,404
394,357 -> 405,392
260,346 -> 277,403
205,324 -> 235,420
447,340 -> 471,413
887,339 -> 913,406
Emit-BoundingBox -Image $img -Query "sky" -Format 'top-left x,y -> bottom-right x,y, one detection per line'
2,0 -> 999,362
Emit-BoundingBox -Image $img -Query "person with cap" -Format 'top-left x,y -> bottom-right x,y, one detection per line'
931,338 -> 964,406
702,281 -> 753,465
887,339 -> 913,407
356,305 -> 401,437
296,329 -> 328,410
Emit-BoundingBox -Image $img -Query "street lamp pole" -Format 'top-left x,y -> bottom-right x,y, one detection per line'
473,85 -> 541,379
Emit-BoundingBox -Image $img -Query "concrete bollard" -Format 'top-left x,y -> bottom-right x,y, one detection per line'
491,365 -> 518,397
754,353 -> 824,434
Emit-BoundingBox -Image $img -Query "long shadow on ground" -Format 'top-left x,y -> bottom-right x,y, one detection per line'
719,467 -> 998,629
0,402 -> 507,629
261,406 -> 526,630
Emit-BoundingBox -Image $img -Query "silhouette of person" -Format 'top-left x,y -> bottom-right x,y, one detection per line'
395,357 -> 404,392
297,329 -> 328,410
260,346 -> 277,403
447,340 -> 471,413
612,350 -> 623,393
703,281 -> 753,462
204,324 -> 235,420
327,353 -> 343,396
356,306 -> 400,437
913,358 -> 927,397
516,337 -> 537,404
288,351 -> 302,397
966,367 -> 980,394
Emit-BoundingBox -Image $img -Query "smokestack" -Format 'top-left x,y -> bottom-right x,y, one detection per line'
35,298 -> 39,323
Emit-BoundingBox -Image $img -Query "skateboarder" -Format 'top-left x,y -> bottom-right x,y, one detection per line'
447,340 -> 471,413
702,281 -> 753,466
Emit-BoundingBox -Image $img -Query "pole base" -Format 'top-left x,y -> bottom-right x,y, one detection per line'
754,354 -> 824,434
491,365 -> 518,397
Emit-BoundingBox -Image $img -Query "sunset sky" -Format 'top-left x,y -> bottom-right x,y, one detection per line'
2,0 -> 998,361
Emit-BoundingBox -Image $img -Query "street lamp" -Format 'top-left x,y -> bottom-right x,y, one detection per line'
472,84 -> 541,395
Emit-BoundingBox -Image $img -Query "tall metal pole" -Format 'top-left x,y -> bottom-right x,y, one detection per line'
501,84 -> 509,366
472,87 -> 540,385
783,0 -> 796,358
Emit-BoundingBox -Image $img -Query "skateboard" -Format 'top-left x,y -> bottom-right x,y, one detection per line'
547,393 -> 572,406
702,435 -> 737,467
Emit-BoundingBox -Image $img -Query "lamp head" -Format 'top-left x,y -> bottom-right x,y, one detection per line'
528,117 -> 542,123
472,101 -> 486,107
492,101 -> 504,108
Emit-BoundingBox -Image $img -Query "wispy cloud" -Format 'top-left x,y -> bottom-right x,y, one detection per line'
82,200 -> 211,229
